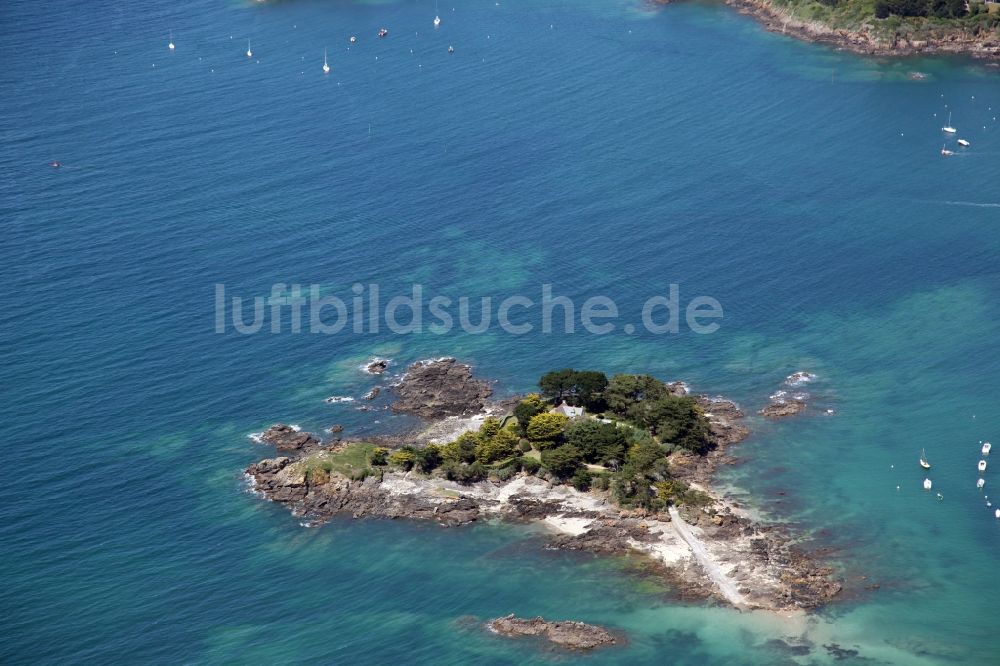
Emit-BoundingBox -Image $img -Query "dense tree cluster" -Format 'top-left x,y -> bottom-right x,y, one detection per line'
874,0 -> 967,18
538,369 -> 609,411
376,369 -> 716,510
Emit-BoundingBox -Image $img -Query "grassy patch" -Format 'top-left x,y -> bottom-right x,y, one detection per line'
303,442 -> 376,480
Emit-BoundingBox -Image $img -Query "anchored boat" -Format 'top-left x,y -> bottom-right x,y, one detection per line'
919,449 -> 931,470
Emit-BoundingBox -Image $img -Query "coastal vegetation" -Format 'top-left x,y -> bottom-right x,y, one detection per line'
362,369 -> 718,512
762,0 -> 999,24
731,0 -> 1000,55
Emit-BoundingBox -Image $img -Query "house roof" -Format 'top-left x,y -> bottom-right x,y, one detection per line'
552,401 -> 585,418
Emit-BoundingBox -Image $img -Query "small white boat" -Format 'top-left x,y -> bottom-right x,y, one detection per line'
919,449 -> 931,469
941,144 -> 954,157
983,441 -> 992,456
350,35 -> 357,44
942,112 -> 957,133
434,15 -> 441,28
978,478 -> 985,490
448,45 -> 454,54
923,478 -> 933,490
957,139 -> 970,147
168,31 -> 175,51
246,39 -> 253,58
979,460 -> 988,472
996,508 -> 1000,519
323,48 -> 330,74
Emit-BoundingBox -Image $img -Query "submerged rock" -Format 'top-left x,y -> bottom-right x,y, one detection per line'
365,359 -> 390,374
485,614 -> 618,651
761,400 -> 807,419
392,358 -> 492,418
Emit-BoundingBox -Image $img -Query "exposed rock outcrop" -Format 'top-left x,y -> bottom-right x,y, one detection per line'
485,614 -> 618,651
391,358 -> 492,418
365,359 -> 390,374
761,400 -> 808,419
257,424 -> 322,453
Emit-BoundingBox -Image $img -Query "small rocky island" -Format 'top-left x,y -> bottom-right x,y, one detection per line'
485,614 -> 618,651
246,359 -> 838,615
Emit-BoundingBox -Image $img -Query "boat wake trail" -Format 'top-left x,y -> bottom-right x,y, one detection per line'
926,200 -> 1000,209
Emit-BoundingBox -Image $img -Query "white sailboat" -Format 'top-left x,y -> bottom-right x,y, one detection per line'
323,48 -> 330,74
434,0 -> 442,27
168,31 -> 175,50
919,449 -> 931,469
246,39 -> 253,58
941,144 -> 954,157
942,112 -> 956,133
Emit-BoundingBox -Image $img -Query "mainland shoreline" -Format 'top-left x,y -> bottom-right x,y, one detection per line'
657,0 -> 1000,61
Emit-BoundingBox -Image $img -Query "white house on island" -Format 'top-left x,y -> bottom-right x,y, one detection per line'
551,402 -> 585,418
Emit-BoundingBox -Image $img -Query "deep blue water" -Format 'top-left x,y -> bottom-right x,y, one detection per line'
2,0 -> 1000,663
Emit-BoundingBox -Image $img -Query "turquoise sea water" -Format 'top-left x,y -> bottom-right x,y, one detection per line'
2,0 -> 1000,663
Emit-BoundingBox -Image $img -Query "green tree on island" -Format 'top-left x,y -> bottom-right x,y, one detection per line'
513,393 -> 548,436
564,419 -> 627,464
526,412 -> 569,447
540,443 -> 584,479
475,427 -> 520,464
603,374 -> 668,415
538,369 -> 608,411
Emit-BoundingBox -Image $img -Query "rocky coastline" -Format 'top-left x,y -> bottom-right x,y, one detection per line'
245,359 -> 839,615
656,0 -> 1000,61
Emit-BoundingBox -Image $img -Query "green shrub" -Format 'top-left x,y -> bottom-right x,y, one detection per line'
388,448 -> 417,471
415,444 -> 442,473
441,431 -> 479,464
475,428 -> 520,464
540,444 -> 584,480
478,416 -> 503,440
491,465 -> 518,482
564,419 -> 627,464
519,456 -> 542,475
369,447 -> 389,466
519,441 -> 532,453
570,469 -> 593,491
441,460 -> 488,484
513,394 -> 548,436
526,412 -> 569,443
